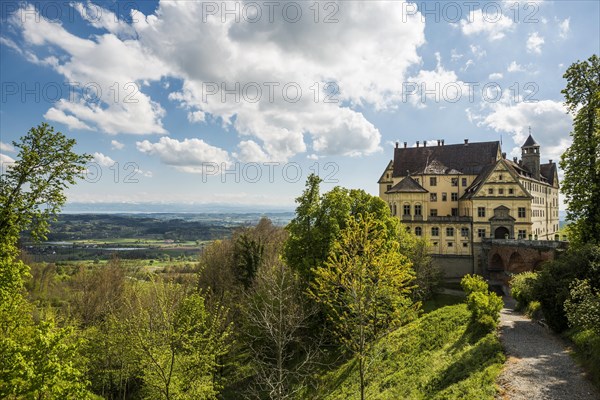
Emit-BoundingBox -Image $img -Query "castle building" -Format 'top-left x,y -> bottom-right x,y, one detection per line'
378,134 -> 560,277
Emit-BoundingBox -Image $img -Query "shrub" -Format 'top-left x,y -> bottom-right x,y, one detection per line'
525,301 -> 542,319
461,275 -> 503,332
533,245 -> 600,332
564,279 -> 600,335
510,271 -> 539,310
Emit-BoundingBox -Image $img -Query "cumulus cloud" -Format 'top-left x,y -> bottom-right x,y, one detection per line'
44,107 -> 94,131
136,137 -> 231,174
526,32 -> 545,54
460,8 -> 513,41
0,141 -> 15,153
93,152 -> 116,167
489,72 -> 503,80
7,1 -> 427,161
507,61 -> 525,73
111,140 -> 125,150
558,18 -> 570,38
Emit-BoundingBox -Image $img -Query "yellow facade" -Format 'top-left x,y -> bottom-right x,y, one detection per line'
378,137 -> 560,262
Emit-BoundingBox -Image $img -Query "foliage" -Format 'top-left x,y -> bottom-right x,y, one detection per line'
565,279 -> 600,335
510,271 -> 539,310
284,175 -> 399,284
315,304 -> 505,399
119,278 -> 231,399
0,312 -> 94,400
560,55 -> 600,244
566,328 -> 600,388
533,244 -> 600,332
243,260 -> 319,399
310,214 -> 417,400
461,275 -> 503,332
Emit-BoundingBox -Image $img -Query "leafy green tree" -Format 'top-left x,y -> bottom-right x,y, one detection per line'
309,214 -> 417,400
0,123 -> 92,398
564,279 -> 600,335
560,55 -> 600,244
460,275 -> 503,333
284,175 -> 401,284
121,278 -> 231,399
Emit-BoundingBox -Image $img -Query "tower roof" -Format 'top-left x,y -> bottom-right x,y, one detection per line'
522,134 -> 539,148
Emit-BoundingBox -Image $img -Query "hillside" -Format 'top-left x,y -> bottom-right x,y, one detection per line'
314,304 -> 505,399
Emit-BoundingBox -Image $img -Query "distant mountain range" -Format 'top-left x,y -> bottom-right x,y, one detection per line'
63,202 -> 295,214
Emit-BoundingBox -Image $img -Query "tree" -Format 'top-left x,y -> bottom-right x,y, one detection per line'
120,278 -> 231,399
284,175 -> 402,284
243,260 -> 319,400
560,55 -> 600,244
0,123 -> 92,398
309,214 -> 417,400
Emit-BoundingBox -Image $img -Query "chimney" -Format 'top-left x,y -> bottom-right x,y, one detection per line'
416,141 -> 420,148
395,142 -> 399,148
404,142 -> 407,148
513,157 -> 518,163
441,140 -> 445,146
502,152 -> 507,159
549,159 -> 553,164
437,140 -> 441,146
423,141 -> 427,147
464,139 -> 469,145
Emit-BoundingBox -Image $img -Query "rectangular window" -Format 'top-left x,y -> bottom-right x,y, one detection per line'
463,242 -> 469,248
451,192 -> 458,201
461,227 -> 469,237
415,227 -> 422,236
518,207 -> 526,218
431,227 -> 439,236
386,184 -> 392,191
509,188 -> 514,194
403,204 -> 411,216
498,188 -> 504,195
477,229 -> 486,238
451,208 -> 458,216
442,193 -> 447,202
430,209 -> 438,217
430,177 -> 437,186
447,241 -> 454,247
488,188 -> 494,194
430,193 -> 437,201
451,178 -> 458,187
499,174 -> 503,181
414,205 -> 422,216
477,207 -> 486,217
446,227 -> 454,236
462,177 -> 468,187
518,230 -> 527,239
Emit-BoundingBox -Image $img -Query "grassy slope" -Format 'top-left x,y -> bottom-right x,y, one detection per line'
315,304 -> 505,400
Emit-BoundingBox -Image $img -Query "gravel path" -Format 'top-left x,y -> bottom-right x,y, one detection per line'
496,299 -> 599,400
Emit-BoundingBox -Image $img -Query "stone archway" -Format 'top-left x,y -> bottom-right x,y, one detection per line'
494,226 -> 510,239
508,252 -> 526,274
489,253 -> 504,271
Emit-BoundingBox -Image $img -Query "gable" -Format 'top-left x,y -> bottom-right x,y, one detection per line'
467,159 -> 531,199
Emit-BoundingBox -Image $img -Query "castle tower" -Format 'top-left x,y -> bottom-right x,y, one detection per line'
521,131 -> 540,180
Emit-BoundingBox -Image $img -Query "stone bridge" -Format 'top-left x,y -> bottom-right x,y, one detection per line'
479,239 -> 569,287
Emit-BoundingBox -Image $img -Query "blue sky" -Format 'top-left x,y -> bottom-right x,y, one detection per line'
1,1 -> 598,210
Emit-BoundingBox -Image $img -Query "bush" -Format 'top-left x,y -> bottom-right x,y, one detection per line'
525,301 -> 542,319
461,275 -> 503,332
564,279 -> 600,335
510,271 -> 539,310
533,245 -> 600,332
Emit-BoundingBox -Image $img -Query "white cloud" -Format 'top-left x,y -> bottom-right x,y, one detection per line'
136,137 -> 231,174
471,96 -> 573,163
526,32 -> 545,54
489,72 -> 504,80
507,61 -> 525,72
0,141 -> 15,153
111,140 -> 125,150
469,44 -> 486,59
460,8 -> 514,41
44,107 -> 94,131
1,153 -> 16,166
93,152 -> 116,167
235,140 -> 271,163
558,18 -> 570,38
8,1 -> 427,160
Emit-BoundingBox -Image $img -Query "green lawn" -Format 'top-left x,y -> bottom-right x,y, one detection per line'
313,304 -> 505,399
